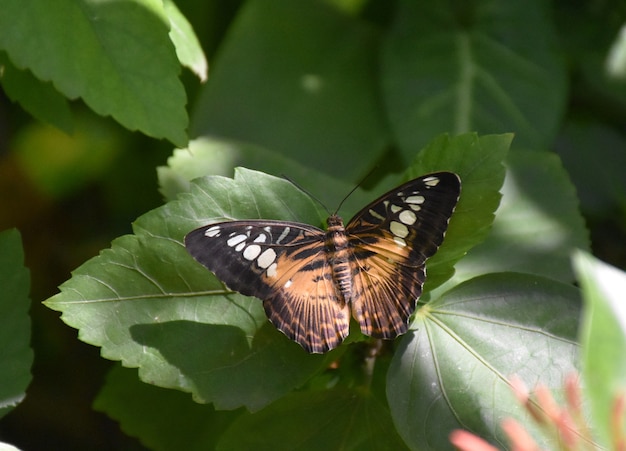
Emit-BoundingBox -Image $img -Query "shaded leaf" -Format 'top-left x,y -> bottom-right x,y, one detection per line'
388,272 -> 580,450
191,0 -> 388,179
94,364 -> 241,451
382,0 -> 566,155
0,229 -> 32,419
217,389 -> 408,451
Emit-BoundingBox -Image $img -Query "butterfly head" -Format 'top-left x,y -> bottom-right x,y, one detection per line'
326,214 -> 344,228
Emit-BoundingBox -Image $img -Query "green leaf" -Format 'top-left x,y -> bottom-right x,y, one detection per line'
0,0 -> 188,146
94,364 -> 241,451
217,389 -> 408,451
45,168 -> 330,412
0,229 -> 32,419
382,0 -> 567,155
387,272 -> 580,450
573,251 -> 626,448
191,0 -> 388,180
440,150 -> 590,289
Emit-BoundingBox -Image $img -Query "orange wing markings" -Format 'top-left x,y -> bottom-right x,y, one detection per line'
261,247 -> 350,353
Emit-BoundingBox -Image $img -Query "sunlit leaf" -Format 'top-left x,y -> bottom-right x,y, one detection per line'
388,272 -> 580,450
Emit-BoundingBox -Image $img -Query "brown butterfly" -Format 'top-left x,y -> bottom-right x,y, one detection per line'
185,172 -> 461,353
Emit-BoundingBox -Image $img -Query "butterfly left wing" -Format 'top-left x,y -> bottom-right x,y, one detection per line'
345,172 -> 461,338
184,220 -> 350,353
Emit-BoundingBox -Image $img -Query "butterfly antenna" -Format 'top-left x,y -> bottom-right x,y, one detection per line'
281,175 -> 332,216
333,166 -> 379,214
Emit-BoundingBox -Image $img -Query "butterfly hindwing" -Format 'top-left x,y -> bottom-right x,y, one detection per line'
345,172 -> 461,338
184,220 -> 350,353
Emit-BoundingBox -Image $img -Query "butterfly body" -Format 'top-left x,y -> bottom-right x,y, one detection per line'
325,215 -> 352,302
185,172 -> 461,353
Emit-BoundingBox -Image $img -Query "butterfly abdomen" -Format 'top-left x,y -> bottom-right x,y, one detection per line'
325,215 -> 353,303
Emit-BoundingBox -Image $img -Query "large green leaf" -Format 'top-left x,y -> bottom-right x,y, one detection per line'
382,0 -> 566,155
46,169 -> 328,412
0,0 -> 188,146
191,0 -> 388,180
0,229 -> 32,419
573,251 -> 626,448
388,272 -> 581,450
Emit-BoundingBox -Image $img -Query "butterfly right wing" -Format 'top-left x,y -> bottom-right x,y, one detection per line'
185,220 -> 350,353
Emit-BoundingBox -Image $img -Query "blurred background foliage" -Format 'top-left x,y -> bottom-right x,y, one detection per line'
0,0 -> 625,449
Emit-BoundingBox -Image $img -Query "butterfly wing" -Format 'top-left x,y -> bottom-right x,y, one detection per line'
185,220 -> 350,353
345,172 -> 461,338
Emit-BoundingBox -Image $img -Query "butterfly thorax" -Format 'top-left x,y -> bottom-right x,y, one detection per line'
325,214 -> 353,303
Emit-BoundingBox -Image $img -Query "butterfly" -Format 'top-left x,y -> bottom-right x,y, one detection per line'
185,172 -> 461,353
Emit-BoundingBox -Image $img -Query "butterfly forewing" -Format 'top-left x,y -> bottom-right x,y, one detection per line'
185,171 -> 461,353
184,220 -> 350,353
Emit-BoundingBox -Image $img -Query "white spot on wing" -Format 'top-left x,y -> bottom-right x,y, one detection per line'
254,234 -> 267,243
284,279 -> 293,288
394,236 -> 406,247
227,234 -> 247,247
257,248 -> 277,269
424,176 -> 440,187
368,208 -> 385,221
276,227 -> 290,244
267,262 -> 278,277
205,226 -> 221,237
405,195 -> 425,205
390,221 -> 409,238
390,204 -> 402,213
243,244 -> 262,261
399,210 -> 417,225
